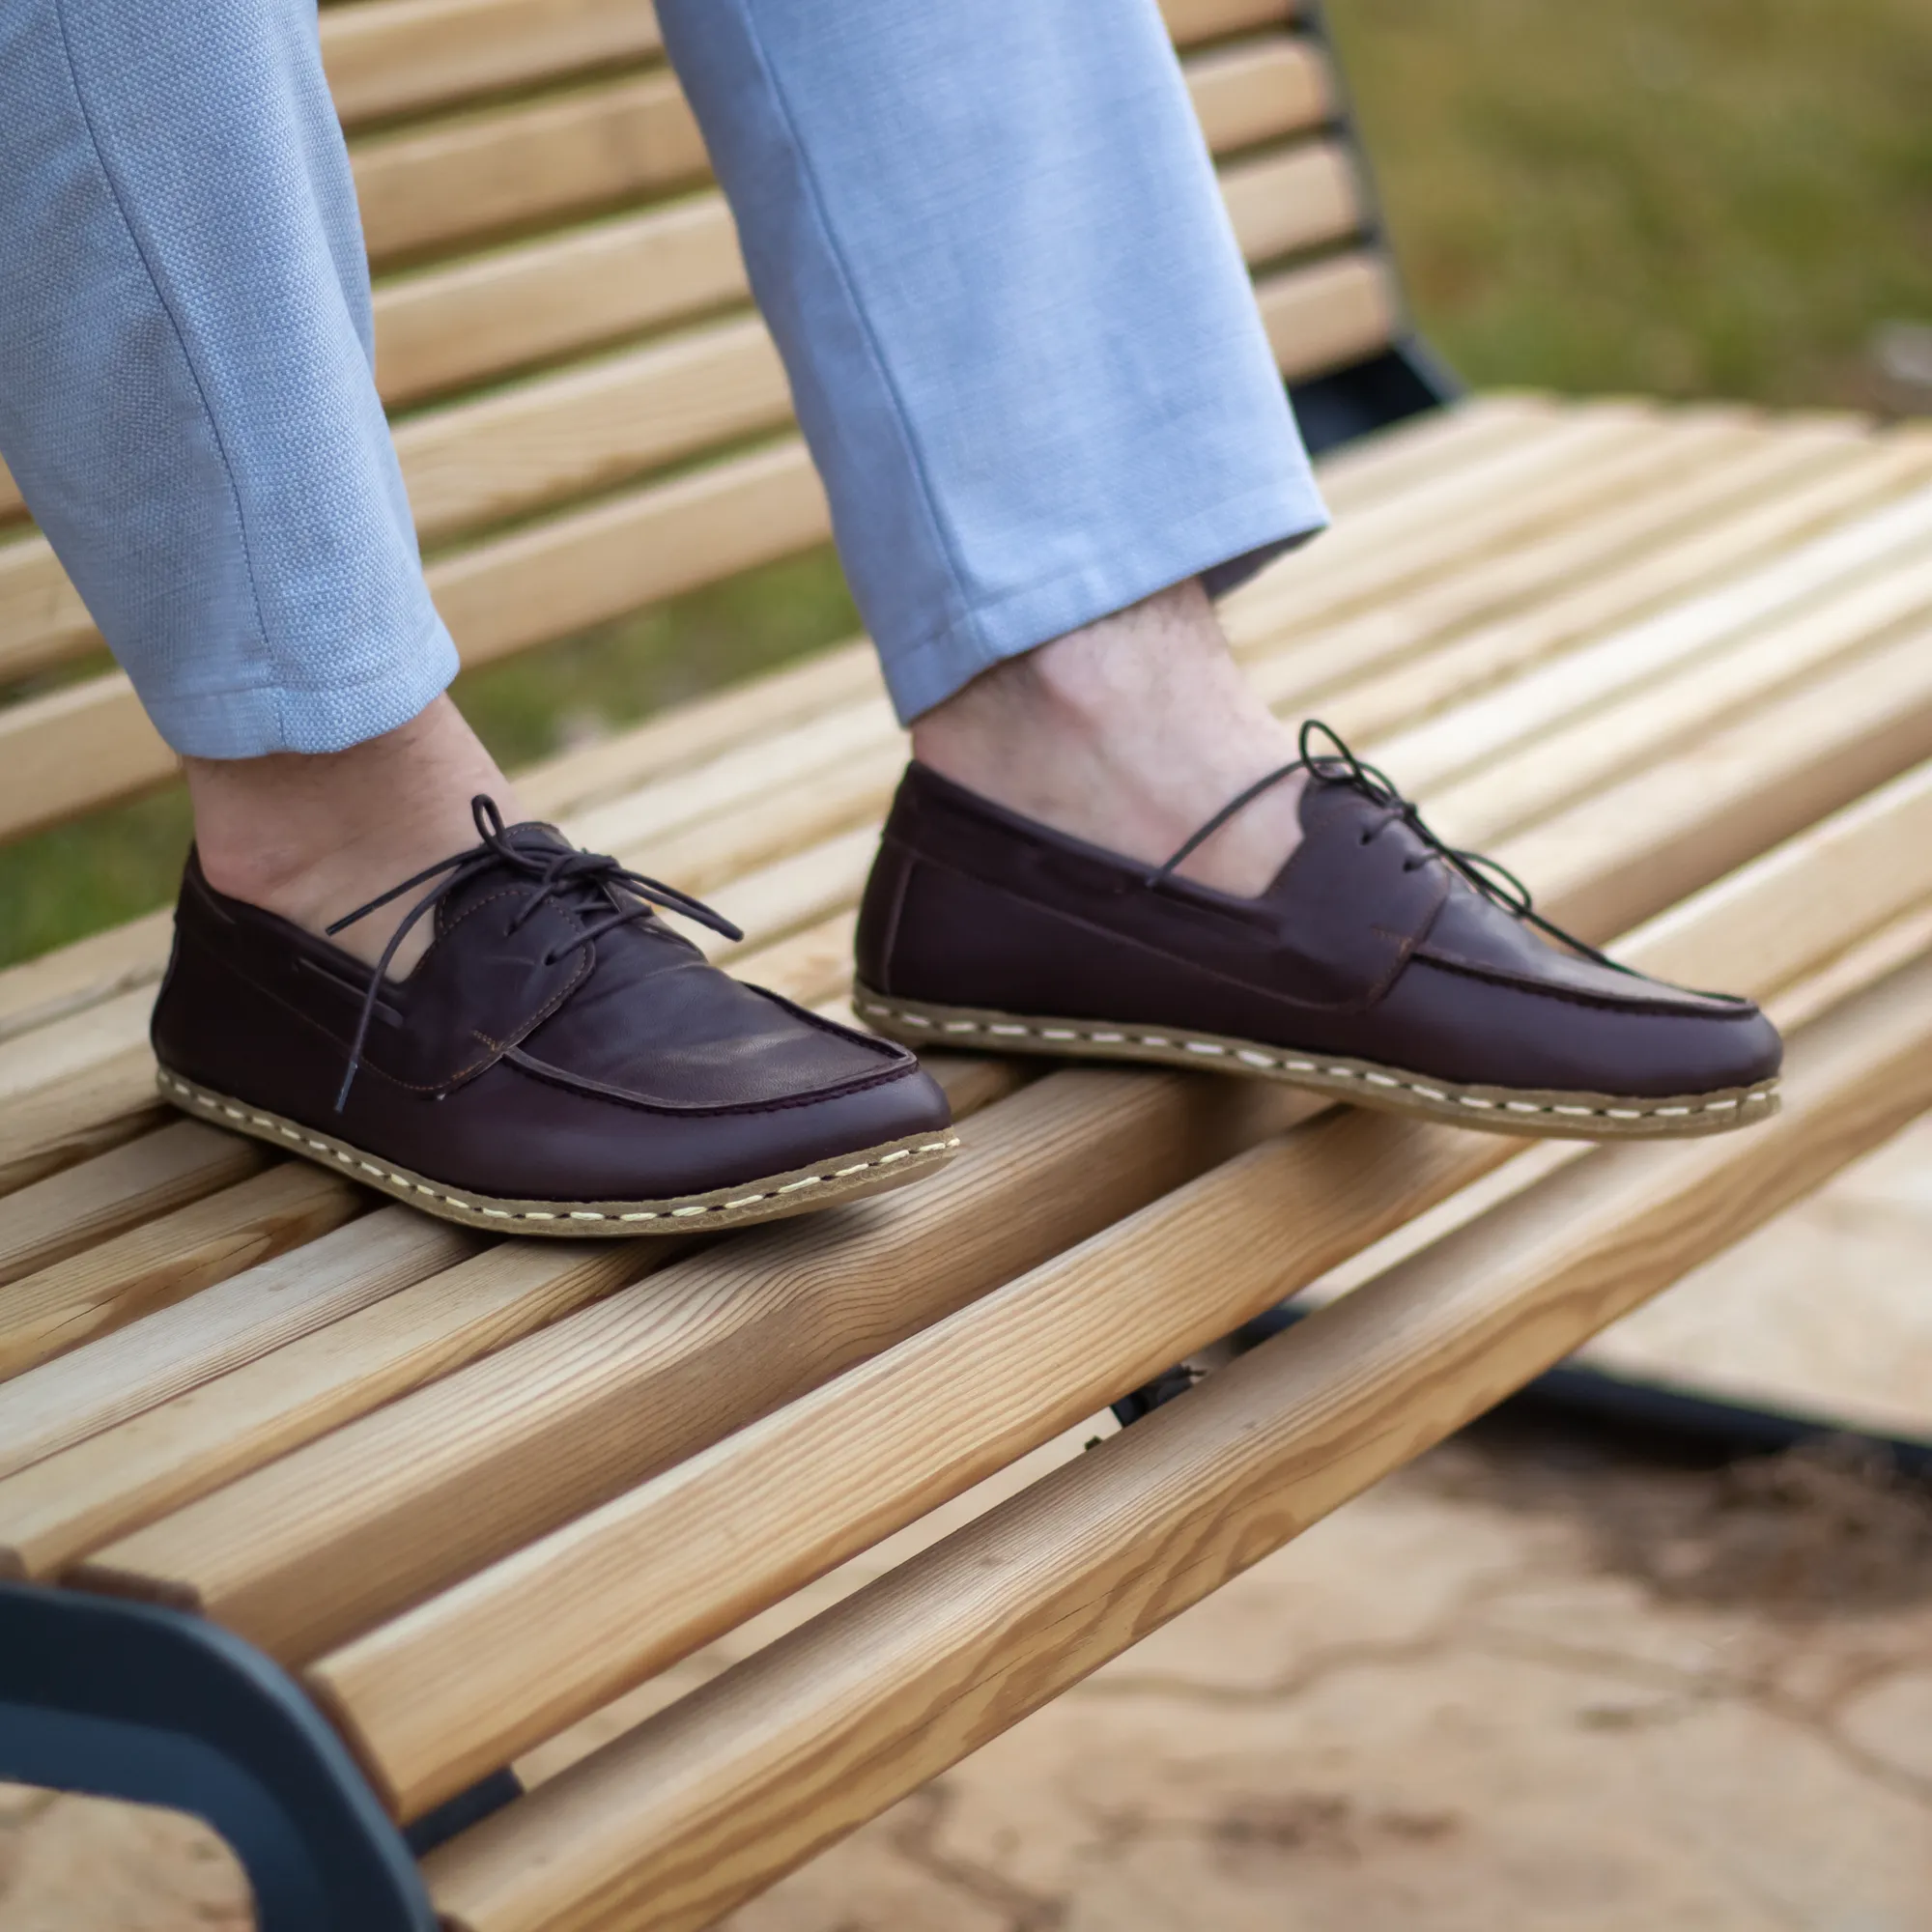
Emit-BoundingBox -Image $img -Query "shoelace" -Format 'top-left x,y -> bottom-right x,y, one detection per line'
1151,718 -> 1639,977
326,795 -> 743,1111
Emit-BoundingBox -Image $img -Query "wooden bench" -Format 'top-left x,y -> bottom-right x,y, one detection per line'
4,2 -> 1932,1926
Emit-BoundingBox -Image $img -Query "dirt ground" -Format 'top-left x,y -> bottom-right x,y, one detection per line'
5,1149 -> 1931,1932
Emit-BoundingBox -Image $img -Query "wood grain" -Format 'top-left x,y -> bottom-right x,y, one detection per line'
0,1240 -> 662,1582
0,1208 -> 474,1485
320,0 -> 1293,132
1247,425 -> 1910,730
322,0 -> 665,128
71,1071 -> 1319,1659
347,35 -> 1328,270
0,1164 -> 363,1379
0,1122 -> 266,1290
397,317 -> 794,544
352,70 -> 706,267
422,954 -> 1932,1932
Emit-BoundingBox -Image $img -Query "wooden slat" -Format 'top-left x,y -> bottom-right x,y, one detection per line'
297,753 -> 1932,1813
429,438 -> 830,670
517,642 -> 882,821
1622,759 -> 1932,1009
348,35 -> 1329,270
0,1164 -> 363,1380
422,955 -> 1932,1932
0,528 -> 98,676
1242,419 -> 1889,718
1236,412 -> 1874,665
1245,431 -> 1932,724
0,1241 -> 665,1584
320,0 -> 1294,134
1195,35 -> 1335,148
0,911 -> 174,1049
1435,591 -> 1932,850
55,1072 -> 1319,1637
0,457 -> 23,524
0,1049 -> 162,1199
0,1209 -> 474,1485
1376,480 -> 1932,798
399,317 -> 793,544
1219,140 -> 1360,267
352,71 -> 706,267
322,0 -> 665,128
373,194 -> 749,409
1489,625 -> 1932,944
67,654 -> 1932,1664
1255,250 -> 1396,381
0,1122 -> 265,1290
0,675 -> 176,847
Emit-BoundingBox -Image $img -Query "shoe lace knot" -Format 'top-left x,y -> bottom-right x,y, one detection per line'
325,795 -> 743,1112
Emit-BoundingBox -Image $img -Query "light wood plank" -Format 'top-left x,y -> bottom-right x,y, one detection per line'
725,911 -> 858,1011
0,1240 -> 664,1584
321,0 -> 1294,134
0,1049 -> 161,1198
1490,625 -> 1932,945
1376,479 -> 1932,798
1434,587 -> 1932,850
0,528 -> 99,677
1256,432 -> 1932,739
298,754 -> 1932,1811
1219,140 -> 1362,268
0,676 -> 175,847
0,911 -> 174,1049
1621,760 -> 1932,1010
373,194 -> 749,409
0,1164 -> 363,1380
428,439 -> 830,672
0,1208 -> 474,1485
0,1122 -> 265,1291
1256,251 -> 1395,379
399,317 -> 793,544
352,71 -> 706,267
63,1071 -> 1319,1649
322,0 -> 664,128
517,642 -> 882,821
347,35 -> 1329,270
421,954 -> 1932,1932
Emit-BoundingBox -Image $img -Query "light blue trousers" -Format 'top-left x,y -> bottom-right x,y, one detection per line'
0,0 -> 1324,757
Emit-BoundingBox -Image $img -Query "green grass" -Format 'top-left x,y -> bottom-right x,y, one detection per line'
4,0 -> 1927,968
1328,0 -> 1932,407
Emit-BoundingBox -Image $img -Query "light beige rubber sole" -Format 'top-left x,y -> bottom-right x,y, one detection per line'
157,1067 -> 961,1236
853,987 -> 1780,1141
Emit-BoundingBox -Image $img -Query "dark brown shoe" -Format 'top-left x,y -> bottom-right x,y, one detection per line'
854,726 -> 1781,1140
153,801 -> 956,1235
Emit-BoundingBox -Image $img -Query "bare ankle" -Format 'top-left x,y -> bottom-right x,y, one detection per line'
911,582 -> 1305,895
185,696 -> 522,971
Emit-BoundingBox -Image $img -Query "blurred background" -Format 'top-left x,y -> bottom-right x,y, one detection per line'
3,0 -> 1928,970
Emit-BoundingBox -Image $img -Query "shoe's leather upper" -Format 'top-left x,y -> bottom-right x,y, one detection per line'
857,760 -> 1782,1098
155,821 -> 950,1201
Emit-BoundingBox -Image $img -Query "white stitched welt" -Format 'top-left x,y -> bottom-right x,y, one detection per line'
157,1072 -> 960,1224
853,1004 -> 1780,1122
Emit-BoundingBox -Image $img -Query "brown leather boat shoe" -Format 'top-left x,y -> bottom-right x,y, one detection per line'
152,799 -> 957,1235
854,725 -> 1781,1141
